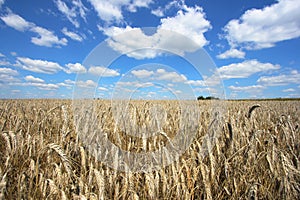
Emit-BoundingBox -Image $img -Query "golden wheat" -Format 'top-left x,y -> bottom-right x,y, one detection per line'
0,99 -> 299,199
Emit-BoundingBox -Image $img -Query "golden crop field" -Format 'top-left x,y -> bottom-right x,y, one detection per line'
0,99 -> 299,199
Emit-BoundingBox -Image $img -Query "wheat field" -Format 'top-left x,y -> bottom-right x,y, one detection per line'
0,99 -> 299,199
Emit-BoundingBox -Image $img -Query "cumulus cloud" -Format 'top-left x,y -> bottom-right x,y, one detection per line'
0,12 -> 32,31
65,63 -> 86,74
0,67 -> 19,84
224,0 -> 300,49
131,69 -> 154,78
101,26 -> 163,59
16,57 -> 64,74
155,68 -> 187,82
30,26 -> 67,47
217,49 -> 245,59
257,70 -> 300,86
65,79 -> 75,85
24,75 -> 44,83
76,79 -> 97,88
186,80 -> 206,86
217,60 -> 280,79
0,60 -> 10,66
62,27 -> 83,42
130,68 -> 187,83
159,5 -> 211,47
1,12 -> 67,47
0,67 -> 18,76
0,74 -> 20,84
56,79 -> 75,89
88,0 -> 153,24
88,66 -> 120,77
99,4 -> 211,59
29,83 -> 59,90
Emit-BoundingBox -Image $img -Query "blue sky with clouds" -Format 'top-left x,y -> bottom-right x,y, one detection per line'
0,0 -> 299,99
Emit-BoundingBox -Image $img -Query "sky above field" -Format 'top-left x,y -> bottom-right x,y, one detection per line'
0,0 -> 299,99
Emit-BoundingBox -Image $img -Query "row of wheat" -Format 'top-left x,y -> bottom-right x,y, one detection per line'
0,99 -> 299,199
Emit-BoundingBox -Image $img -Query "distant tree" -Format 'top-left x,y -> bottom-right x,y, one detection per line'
197,96 -> 205,100
206,96 -> 219,100
197,96 -> 219,100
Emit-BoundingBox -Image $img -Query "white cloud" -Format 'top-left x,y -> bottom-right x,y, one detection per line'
131,69 -> 154,78
30,26 -> 67,47
0,67 -> 18,76
62,27 -> 83,42
186,80 -> 206,86
224,0 -> 300,49
102,26 -> 164,59
282,88 -> 295,92
217,49 -> 245,59
0,53 -> 4,57
57,82 -> 70,87
57,79 -> 75,89
116,81 -> 154,88
150,0 -> 182,17
228,85 -> 265,98
88,0 -> 153,24
129,68 -> 187,83
55,0 -> 87,28
88,66 -> 120,77
151,8 -> 164,17
128,0 -> 153,12
65,63 -> 86,74
1,12 -> 67,47
98,86 -> 108,91
72,0 -> 88,21
89,0 -> 122,23
146,91 -> 156,98
155,68 -> 187,82
17,57 -> 63,74
25,75 -> 44,83
0,67 -> 19,84
0,12 -> 32,31
28,83 -> 59,90
218,60 -> 280,79
228,85 -> 264,91
159,5 -> 211,47
100,5 -> 211,59
257,70 -> 300,86
76,80 -> 97,88
0,60 -> 10,66
65,79 -> 75,85
0,74 -> 20,84
8,80 -> 59,90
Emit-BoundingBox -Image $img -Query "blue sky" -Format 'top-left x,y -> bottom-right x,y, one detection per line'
0,0 -> 299,99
